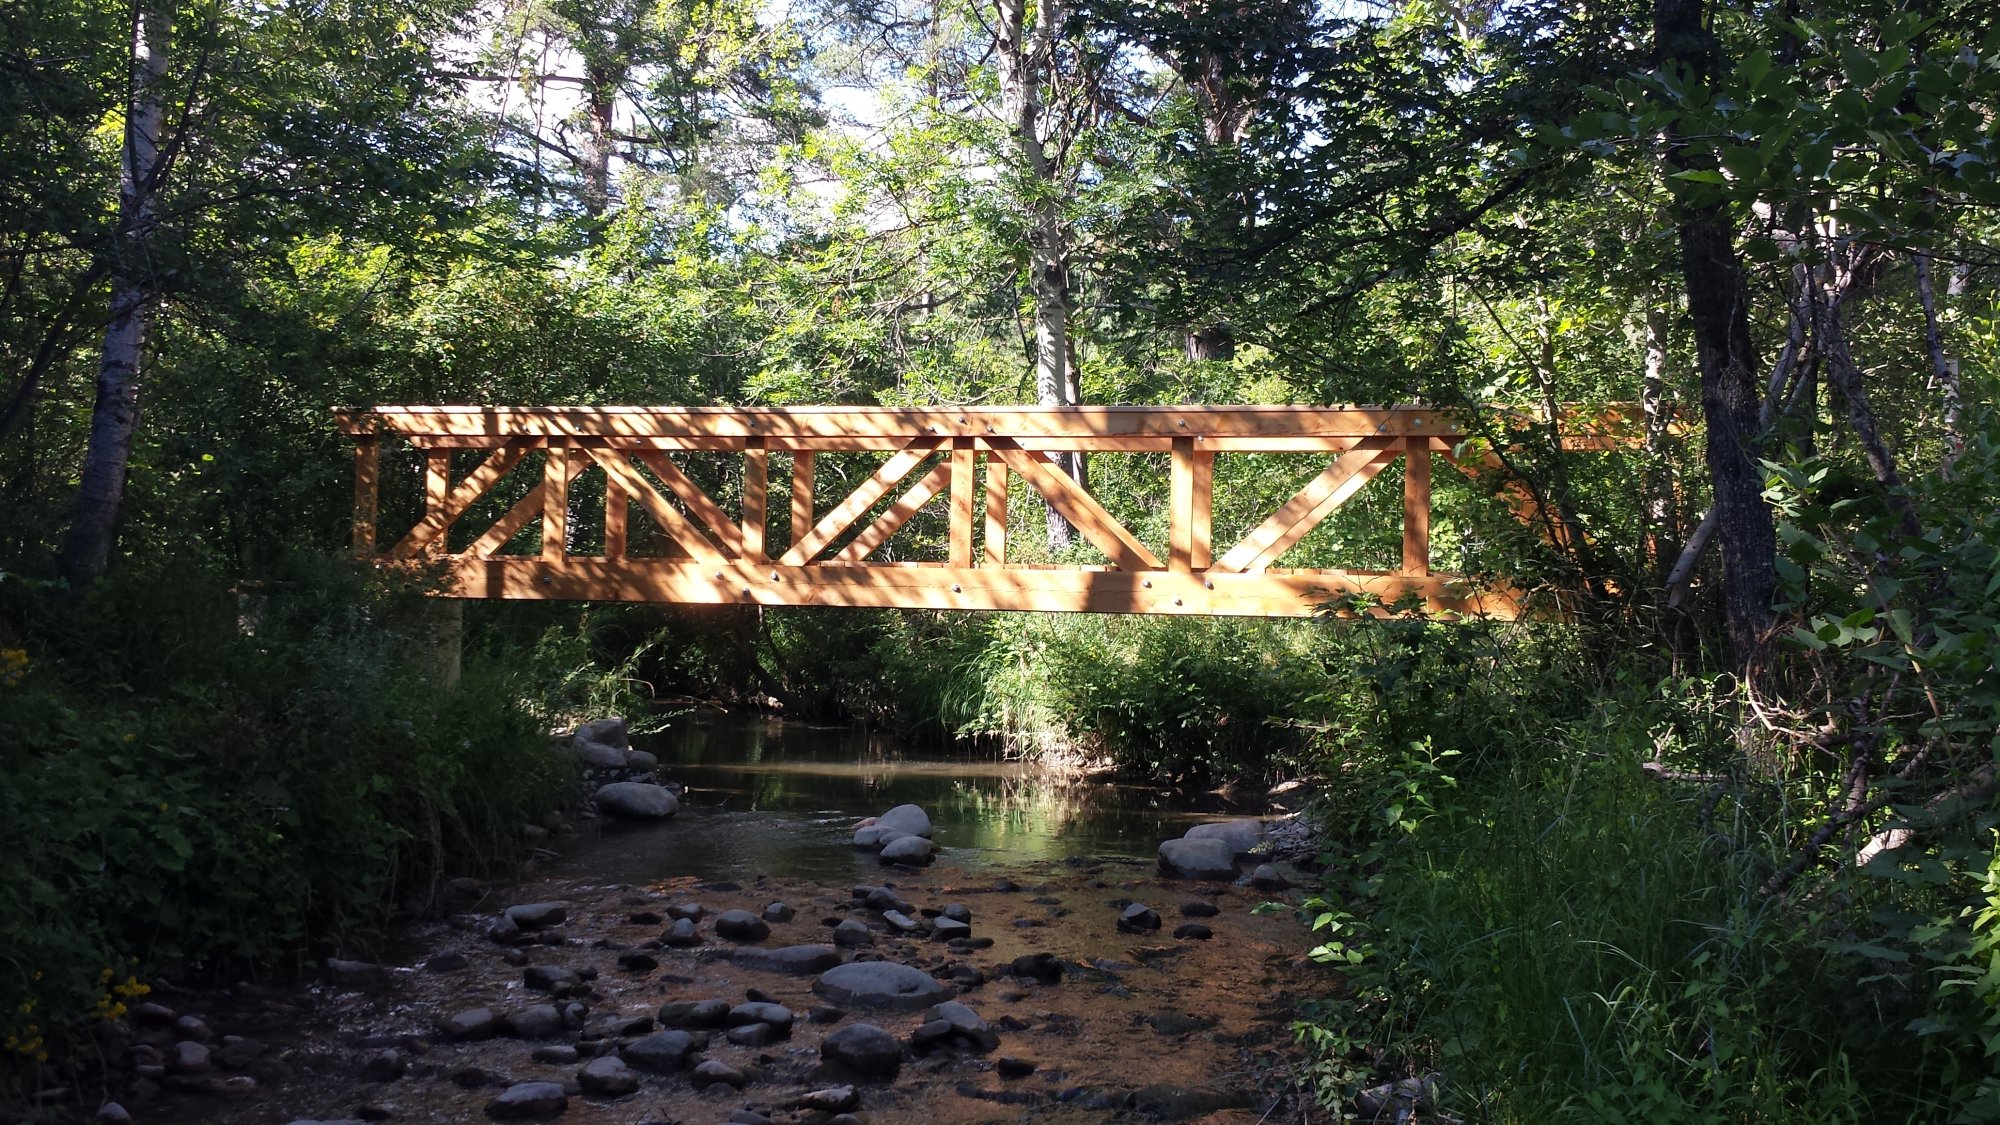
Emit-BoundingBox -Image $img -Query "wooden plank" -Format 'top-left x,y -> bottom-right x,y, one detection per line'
780,440 -> 940,566
469,453 -> 588,557
542,445 -> 569,562
950,443 -> 976,568
832,462 -> 951,563
743,444 -> 767,561
604,467 -> 628,561
988,442 -> 1163,571
419,556 -> 1526,620
339,404 -> 1472,440
400,433 -> 1406,454
1170,438 -> 1194,574
791,452 -> 814,549
983,458 -> 1007,567
635,451 -> 747,556
1403,437 -> 1431,576
1191,449 -> 1213,571
351,436 -> 378,558
585,449 -> 724,563
393,445 -> 529,557
1213,443 -> 1399,573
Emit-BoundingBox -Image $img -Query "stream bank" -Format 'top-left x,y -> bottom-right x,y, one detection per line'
85,716 -> 1331,1124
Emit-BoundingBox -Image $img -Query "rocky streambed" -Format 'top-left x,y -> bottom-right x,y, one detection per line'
88,721 -> 1330,1125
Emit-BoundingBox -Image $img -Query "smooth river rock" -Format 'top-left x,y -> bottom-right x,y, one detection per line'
874,803 -> 933,839
483,1081 -> 568,1119
851,825 -> 906,850
879,835 -> 936,866
813,962 -> 951,1012
820,1023 -> 903,1079
619,1030 -> 698,1072
1158,837 -> 1238,879
575,1056 -> 638,1097
731,944 -> 841,975
593,782 -> 678,819
712,909 -> 771,942
1183,819 -> 1265,858
573,717 -> 629,748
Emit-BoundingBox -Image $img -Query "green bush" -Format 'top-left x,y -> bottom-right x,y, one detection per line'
0,558 -> 570,1089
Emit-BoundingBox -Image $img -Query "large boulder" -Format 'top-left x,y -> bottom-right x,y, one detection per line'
712,910 -> 770,943
851,825 -> 906,850
573,717 -> 629,748
619,1030 -> 697,1073
1158,837 -> 1238,880
570,738 -> 629,769
878,835 -> 936,867
813,962 -> 950,1012
820,1023 -> 903,1080
483,1081 -> 567,1119
875,804 -> 933,839
593,782 -> 677,820
1184,820 -> 1265,859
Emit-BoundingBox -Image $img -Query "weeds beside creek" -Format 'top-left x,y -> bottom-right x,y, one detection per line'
7,546 -> 2000,1123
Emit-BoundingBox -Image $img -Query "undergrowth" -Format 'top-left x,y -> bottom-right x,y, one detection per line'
0,556 -> 580,1100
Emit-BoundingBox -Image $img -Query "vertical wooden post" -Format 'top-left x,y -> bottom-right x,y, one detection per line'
950,441 -> 976,567
422,448 -> 450,554
983,457 -> 1008,566
1191,448 -> 1213,571
743,441 -> 768,560
604,459 -> 627,561
1402,437 -> 1431,576
790,451 -> 814,550
351,436 -> 378,558
1170,437 -> 1194,573
543,444 -> 570,562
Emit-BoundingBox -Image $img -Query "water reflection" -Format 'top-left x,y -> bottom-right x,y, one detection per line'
546,714 -> 1269,884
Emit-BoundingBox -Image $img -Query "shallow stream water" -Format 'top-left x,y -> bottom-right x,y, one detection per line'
549,713 -> 1276,884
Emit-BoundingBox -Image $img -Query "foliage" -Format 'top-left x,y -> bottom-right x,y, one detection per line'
0,557 -> 569,1097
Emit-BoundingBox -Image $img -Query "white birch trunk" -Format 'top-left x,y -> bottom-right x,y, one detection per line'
61,3 -> 170,584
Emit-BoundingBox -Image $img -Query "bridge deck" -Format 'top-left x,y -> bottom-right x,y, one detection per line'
336,405 -> 1624,618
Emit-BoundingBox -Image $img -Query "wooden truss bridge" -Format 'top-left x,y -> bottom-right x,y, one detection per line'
336,405 -> 1624,618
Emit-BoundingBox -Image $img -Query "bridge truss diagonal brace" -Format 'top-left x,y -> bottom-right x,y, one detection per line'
585,448 -> 725,562
389,442 -> 532,558
985,440 -> 1162,571
781,438 -> 941,565
1213,441 -> 1400,574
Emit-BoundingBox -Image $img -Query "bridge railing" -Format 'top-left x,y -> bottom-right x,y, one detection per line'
334,405 -> 1632,617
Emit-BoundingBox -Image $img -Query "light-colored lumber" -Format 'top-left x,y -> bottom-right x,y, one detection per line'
1403,437 -> 1431,576
983,459 -> 1007,566
469,454 -> 586,557
542,445 -> 569,562
832,462 -> 951,563
392,445 -> 529,557
780,440 -> 940,566
1213,444 -> 1398,573
743,445 -> 767,560
790,452 -> 814,548
635,451 -> 746,556
950,444 -> 976,568
988,442 -> 1162,571
351,436 -> 378,558
585,448 -> 723,562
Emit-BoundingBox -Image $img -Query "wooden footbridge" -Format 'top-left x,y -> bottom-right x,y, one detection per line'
337,405 -> 1624,618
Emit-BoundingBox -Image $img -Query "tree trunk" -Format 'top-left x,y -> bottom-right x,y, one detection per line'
580,63 -> 614,217
1913,251 -> 1962,467
1656,0 -> 1777,661
60,4 -> 170,587
1641,302 -> 1673,568
995,0 -> 1079,550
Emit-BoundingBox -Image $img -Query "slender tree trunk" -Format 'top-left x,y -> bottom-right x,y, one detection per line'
579,62 -> 616,217
1913,251 -> 1962,466
1641,302 -> 1673,568
1656,0 -> 1777,661
996,0 -> 1079,549
60,4 -> 170,586
1815,249 -> 1920,538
